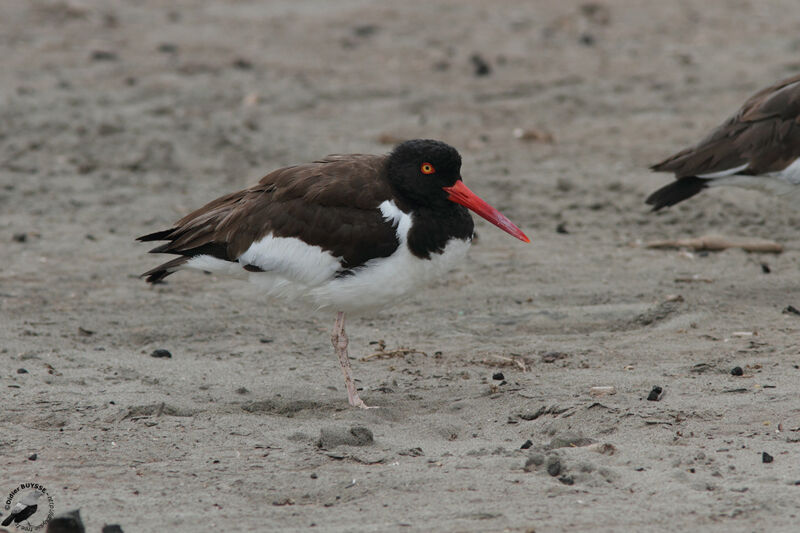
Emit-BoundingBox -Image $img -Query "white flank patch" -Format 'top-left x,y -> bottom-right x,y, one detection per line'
238,234 -> 341,285
706,158 -> 800,196
697,163 -> 749,179
181,200 -> 472,313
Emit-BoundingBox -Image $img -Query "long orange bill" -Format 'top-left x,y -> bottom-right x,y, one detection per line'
443,180 -> 530,243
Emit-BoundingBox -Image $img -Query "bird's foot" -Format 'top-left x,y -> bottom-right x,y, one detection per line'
348,391 -> 378,409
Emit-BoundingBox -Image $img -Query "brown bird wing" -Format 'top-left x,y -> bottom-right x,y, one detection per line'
652,73 -> 800,177
138,154 -> 401,282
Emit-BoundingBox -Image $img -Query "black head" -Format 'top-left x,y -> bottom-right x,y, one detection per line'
386,139 -> 462,207
386,138 -> 531,243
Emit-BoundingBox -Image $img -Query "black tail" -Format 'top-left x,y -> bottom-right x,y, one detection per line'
140,256 -> 189,284
645,177 -> 707,211
136,229 -> 176,242
2,514 -> 14,526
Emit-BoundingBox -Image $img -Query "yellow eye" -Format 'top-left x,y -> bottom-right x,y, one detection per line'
420,163 -> 435,175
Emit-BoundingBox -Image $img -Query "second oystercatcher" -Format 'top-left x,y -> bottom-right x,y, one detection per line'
138,139 -> 529,408
647,73 -> 800,210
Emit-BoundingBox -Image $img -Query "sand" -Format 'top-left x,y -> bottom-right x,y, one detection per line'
3,1 -> 800,531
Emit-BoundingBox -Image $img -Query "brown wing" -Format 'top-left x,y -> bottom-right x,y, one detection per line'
138,154 -> 401,282
652,74 -> 800,177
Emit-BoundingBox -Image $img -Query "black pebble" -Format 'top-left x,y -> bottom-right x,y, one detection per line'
12,232 -> 27,242
17,368 -> 28,374
470,54 -> 491,76
102,525 -> 124,533
579,33 -> 595,46
46,509 -> 85,533
761,263 -> 771,274
150,349 -> 172,359
783,305 -> 800,316
762,452 -> 774,464
157,43 -> 178,54
492,372 -> 505,381
546,458 -> 561,477
28,453 -> 37,461
647,386 -> 663,401
520,440 -> 533,449
731,366 -> 744,376
232,58 -> 254,70
556,222 -> 569,234
91,50 -> 118,61
558,475 -> 575,485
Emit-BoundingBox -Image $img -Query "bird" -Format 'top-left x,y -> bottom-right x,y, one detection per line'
646,73 -> 800,210
138,139 -> 529,408
2,490 -> 43,527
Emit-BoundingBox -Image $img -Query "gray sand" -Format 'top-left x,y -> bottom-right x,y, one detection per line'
3,1 -> 800,531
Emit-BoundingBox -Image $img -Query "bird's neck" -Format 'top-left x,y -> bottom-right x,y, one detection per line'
406,204 -> 474,260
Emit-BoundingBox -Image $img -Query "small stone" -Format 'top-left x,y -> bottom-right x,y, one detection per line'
546,457 -> 562,477
310,473 -> 318,479
157,43 -> 178,54
762,452 -> 774,464
47,509 -> 85,533
761,263 -> 771,274
17,368 -> 28,374
12,232 -> 27,242
28,453 -> 37,461
150,349 -> 172,359
731,366 -> 744,376
235,387 -> 249,395
102,526 -> 124,533
470,53 -> 491,76
558,475 -> 575,485
232,58 -> 254,70
492,372 -> 505,381
91,50 -> 118,61
647,386 -> 663,401
556,222 -> 569,234
259,338 -> 274,343
520,440 -> 533,449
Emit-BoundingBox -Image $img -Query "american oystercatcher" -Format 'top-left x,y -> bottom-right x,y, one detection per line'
647,73 -> 800,210
138,139 -> 529,408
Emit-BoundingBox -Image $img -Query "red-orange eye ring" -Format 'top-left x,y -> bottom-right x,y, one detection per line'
420,162 -> 435,175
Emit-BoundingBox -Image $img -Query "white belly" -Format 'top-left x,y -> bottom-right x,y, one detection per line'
307,237 -> 471,312
183,200 -> 473,313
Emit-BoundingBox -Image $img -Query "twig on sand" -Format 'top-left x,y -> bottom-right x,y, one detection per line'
645,235 -> 783,253
360,341 -> 427,361
480,354 -> 529,372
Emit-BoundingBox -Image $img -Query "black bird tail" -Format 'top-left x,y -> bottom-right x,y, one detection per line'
645,177 -> 707,211
136,228 -> 176,242
140,256 -> 189,284
2,514 -> 13,526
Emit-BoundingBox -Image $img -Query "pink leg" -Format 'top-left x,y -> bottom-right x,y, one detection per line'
331,311 -> 374,409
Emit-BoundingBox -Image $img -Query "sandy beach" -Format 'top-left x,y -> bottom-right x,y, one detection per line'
3,1 -> 800,531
